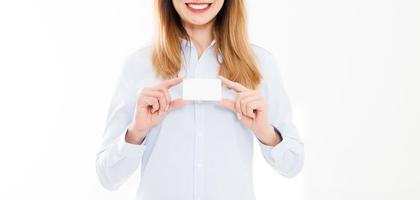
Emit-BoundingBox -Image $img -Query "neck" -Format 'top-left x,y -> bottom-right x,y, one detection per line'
183,20 -> 215,58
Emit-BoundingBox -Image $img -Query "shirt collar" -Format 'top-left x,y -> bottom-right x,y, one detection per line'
180,38 -> 217,49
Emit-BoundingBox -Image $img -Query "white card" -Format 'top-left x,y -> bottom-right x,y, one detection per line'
182,78 -> 221,101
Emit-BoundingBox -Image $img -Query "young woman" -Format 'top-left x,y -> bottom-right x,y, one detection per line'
96,0 -> 304,199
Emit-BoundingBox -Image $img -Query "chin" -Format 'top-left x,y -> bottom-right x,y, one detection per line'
186,17 -> 214,26
189,21 -> 210,26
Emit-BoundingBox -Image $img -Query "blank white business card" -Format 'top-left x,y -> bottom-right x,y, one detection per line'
182,78 -> 221,101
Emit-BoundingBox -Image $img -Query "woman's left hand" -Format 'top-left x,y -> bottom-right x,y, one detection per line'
217,75 -> 282,146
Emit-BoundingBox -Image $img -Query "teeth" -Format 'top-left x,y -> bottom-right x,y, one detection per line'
187,3 -> 210,10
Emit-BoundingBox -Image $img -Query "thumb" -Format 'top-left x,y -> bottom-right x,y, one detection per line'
217,99 -> 235,112
168,99 -> 189,112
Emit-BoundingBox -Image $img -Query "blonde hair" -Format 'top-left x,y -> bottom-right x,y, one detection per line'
152,0 -> 262,89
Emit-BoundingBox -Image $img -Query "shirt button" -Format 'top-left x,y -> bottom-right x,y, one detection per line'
197,131 -> 203,137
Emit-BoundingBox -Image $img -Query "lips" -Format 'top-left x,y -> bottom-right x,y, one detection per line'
185,2 -> 212,12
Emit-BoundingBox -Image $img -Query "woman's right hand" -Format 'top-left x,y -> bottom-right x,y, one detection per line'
125,76 -> 188,144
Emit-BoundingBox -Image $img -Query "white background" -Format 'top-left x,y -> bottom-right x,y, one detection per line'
0,0 -> 419,199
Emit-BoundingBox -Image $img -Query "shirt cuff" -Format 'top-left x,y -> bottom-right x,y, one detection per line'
116,127 -> 146,158
257,126 -> 296,162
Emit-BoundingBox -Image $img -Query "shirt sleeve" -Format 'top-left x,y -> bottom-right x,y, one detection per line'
256,51 -> 304,178
95,53 -> 147,190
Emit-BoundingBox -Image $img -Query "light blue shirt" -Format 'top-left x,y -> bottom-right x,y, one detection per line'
96,39 -> 304,200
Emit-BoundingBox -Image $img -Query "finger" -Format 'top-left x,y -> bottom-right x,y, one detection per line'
242,95 -> 260,118
143,96 -> 159,113
218,75 -> 248,93
160,76 -> 186,89
161,88 -> 171,111
245,100 -> 262,119
235,93 -> 244,118
168,99 -> 189,111
217,98 -> 235,111
247,100 -> 265,115
219,98 -> 242,120
143,89 -> 167,114
238,92 -> 255,118
142,89 -> 164,100
152,87 -> 171,112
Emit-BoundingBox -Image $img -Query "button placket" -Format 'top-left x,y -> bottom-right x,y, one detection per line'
194,104 -> 205,200
191,42 -> 201,200
189,40 -> 215,200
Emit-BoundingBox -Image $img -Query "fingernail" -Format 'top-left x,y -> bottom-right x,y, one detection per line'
165,105 -> 169,111
236,112 -> 241,120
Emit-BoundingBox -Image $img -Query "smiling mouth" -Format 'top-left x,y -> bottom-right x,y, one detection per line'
185,2 -> 212,11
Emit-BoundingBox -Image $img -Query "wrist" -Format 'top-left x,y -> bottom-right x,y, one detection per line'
256,125 -> 281,146
125,124 -> 148,145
